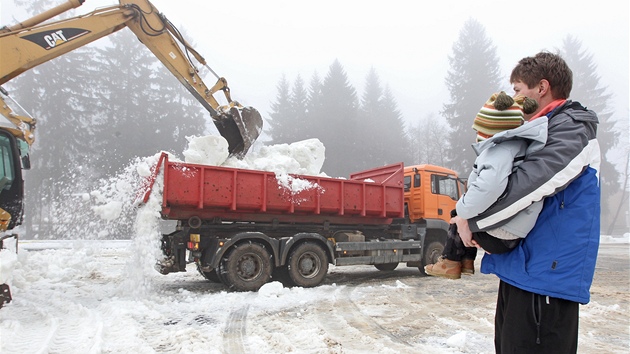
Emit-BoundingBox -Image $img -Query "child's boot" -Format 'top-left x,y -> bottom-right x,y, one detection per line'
424,257 -> 462,279
461,259 -> 475,275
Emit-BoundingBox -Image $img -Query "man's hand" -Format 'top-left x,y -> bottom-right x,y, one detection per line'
452,215 -> 479,248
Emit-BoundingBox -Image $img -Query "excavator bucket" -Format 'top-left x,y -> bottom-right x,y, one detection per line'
213,106 -> 263,156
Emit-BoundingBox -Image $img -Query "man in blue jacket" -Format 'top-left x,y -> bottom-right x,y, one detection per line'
453,52 -> 600,353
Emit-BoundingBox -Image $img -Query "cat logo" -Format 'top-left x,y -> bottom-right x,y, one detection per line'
21,28 -> 91,50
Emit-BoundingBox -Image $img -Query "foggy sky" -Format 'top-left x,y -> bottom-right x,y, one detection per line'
1,0 -> 628,140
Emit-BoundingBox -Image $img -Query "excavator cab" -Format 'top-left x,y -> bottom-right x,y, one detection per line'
0,129 -> 25,231
0,129 -> 20,309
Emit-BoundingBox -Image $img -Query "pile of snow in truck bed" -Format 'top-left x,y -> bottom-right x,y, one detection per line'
187,135 -> 327,194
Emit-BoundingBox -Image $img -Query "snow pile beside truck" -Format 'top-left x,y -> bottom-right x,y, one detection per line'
0,234 -> 18,307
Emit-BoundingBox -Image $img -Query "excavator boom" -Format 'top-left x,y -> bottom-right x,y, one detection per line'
0,0 -> 262,155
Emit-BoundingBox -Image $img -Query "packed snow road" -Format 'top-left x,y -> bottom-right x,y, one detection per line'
0,240 -> 628,353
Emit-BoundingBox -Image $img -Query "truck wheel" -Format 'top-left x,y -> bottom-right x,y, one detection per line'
374,263 -> 399,271
287,242 -> 328,288
222,242 -> 272,291
196,264 -> 222,283
421,241 -> 444,274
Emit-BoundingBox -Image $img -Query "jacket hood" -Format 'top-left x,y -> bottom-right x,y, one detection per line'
555,100 -> 600,124
472,117 -> 548,156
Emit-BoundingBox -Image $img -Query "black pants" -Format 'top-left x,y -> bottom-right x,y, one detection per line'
443,223 -> 477,261
474,232 -> 521,254
443,223 -> 520,261
495,280 -> 579,353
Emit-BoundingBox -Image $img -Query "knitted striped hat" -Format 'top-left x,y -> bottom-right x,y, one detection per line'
472,91 -> 538,141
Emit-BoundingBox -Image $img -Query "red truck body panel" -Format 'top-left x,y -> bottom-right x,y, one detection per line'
144,153 -> 404,225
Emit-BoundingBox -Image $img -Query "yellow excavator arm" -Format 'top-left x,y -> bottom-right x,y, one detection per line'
0,0 -> 262,155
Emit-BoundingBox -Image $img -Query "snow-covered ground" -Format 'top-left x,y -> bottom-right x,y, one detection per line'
1,137 -> 628,353
0,238 -> 627,354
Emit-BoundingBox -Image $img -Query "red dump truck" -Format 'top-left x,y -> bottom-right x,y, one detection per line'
141,153 -> 465,291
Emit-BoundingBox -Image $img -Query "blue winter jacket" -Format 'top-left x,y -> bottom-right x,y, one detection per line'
469,101 -> 600,304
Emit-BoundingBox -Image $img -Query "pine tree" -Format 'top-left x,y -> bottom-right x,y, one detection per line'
442,18 -> 502,175
151,58 -> 207,156
408,113 -> 449,167
305,71 -> 324,139
380,85 -> 411,165
93,31 -> 161,174
311,60 -> 359,177
357,68 -> 384,166
9,0 -> 103,237
145,27 -> 207,156
289,74 -> 310,141
560,35 -> 623,230
267,75 -> 293,144
358,68 -> 409,168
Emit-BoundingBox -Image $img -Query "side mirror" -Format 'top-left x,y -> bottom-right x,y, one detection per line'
21,155 -> 30,170
0,176 -> 8,191
18,140 -> 30,170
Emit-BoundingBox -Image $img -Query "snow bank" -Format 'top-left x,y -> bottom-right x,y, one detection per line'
600,233 -> 629,243
0,247 -> 17,284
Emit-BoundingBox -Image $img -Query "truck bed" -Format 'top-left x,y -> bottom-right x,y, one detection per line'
141,153 -> 404,225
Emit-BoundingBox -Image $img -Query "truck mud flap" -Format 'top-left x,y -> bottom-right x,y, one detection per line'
156,232 -> 187,274
155,256 -> 180,275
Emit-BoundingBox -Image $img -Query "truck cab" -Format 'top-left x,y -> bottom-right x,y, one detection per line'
403,164 -> 466,265
403,164 -> 465,224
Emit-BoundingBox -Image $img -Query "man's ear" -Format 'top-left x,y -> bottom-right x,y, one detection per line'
539,79 -> 550,96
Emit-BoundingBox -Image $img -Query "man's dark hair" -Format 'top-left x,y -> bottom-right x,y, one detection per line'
510,51 -> 573,99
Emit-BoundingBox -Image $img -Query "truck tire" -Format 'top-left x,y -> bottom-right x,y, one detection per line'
196,264 -> 222,283
287,242 -> 328,288
222,242 -> 272,291
421,241 -> 444,274
374,263 -> 399,271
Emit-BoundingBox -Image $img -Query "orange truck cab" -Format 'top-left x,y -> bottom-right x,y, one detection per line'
404,164 -> 465,224
403,165 -> 466,262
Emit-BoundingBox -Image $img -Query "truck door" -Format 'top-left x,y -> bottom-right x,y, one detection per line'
404,171 -> 423,221
427,173 -> 460,224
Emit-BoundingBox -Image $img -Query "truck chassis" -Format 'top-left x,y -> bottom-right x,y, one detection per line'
158,219 -> 434,291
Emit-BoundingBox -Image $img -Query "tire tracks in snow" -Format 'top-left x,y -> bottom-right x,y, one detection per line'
314,285 -> 413,353
222,304 -> 250,354
1,295 -> 104,354
325,266 -> 419,287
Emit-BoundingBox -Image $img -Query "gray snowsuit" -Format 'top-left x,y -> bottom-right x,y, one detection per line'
456,116 -> 548,240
